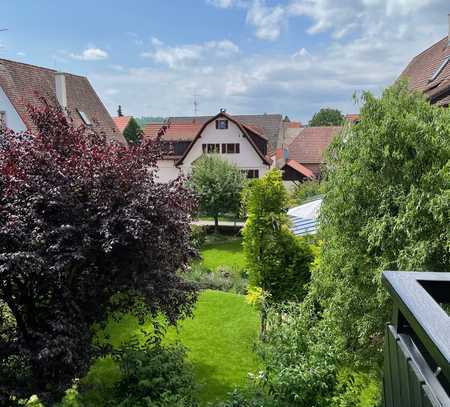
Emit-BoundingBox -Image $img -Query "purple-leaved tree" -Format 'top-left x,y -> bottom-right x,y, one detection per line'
0,98 -> 198,404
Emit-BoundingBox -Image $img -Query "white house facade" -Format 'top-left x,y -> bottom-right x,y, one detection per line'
0,86 -> 27,132
144,112 -> 272,183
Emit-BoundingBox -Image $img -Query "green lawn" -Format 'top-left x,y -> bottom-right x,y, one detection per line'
81,290 -> 260,406
201,238 -> 246,271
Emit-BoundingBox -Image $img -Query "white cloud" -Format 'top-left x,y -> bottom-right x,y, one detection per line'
141,38 -> 240,68
93,0 -> 449,123
246,0 -> 286,40
69,47 -> 109,61
206,0 -> 237,8
292,47 -> 310,58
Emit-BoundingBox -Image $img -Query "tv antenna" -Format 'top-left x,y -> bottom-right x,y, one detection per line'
193,92 -> 199,116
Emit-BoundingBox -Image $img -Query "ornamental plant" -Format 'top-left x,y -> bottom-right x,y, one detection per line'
0,99 -> 198,405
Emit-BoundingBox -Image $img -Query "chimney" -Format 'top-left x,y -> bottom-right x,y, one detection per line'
448,13 -> 450,47
55,72 -> 67,110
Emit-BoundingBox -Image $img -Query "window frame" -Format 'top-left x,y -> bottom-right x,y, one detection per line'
221,143 -> 240,154
246,169 -> 259,179
216,119 -> 229,130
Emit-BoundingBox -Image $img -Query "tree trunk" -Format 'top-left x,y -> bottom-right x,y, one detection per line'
214,216 -> 219,234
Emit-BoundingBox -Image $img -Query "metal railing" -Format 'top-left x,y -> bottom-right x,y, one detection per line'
382,271 -> 450,407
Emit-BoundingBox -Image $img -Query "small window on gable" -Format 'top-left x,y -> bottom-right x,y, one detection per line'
77,109 -> 92,126
0,111 -> 6,127
216,119 -> 228,130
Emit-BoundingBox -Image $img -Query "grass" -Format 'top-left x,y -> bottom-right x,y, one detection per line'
80,290 -> 260,406
200,238 -> 246,271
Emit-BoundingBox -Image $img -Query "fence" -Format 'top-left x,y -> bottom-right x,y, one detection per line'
382,271 -> 450,407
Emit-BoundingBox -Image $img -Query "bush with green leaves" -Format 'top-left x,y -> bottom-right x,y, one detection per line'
183,263 -> 248,294
108,332 -> 198,407
242,170 -> 314,304
210,388 -> 277,407
190,225 -> 207,252
291,179 -> 323,204
257,302 -> 380,407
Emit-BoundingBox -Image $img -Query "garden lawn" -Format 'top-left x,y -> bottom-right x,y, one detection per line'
81,290 -> 260,406
200,238 -> 246,271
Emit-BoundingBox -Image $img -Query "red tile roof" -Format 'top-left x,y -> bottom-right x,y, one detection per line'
286,159 -> 315,179
288,121 -> 302,128
287,126 -> 342,165
113,116 -> 132,133
0,58 -> 123,142
143,122 -> 202,141
400,36 -> 450,106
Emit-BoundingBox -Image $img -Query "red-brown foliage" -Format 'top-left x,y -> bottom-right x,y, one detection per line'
0,99 -> 197,404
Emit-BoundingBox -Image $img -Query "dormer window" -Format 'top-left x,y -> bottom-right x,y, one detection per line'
428,56 -> 450,83
77,109 -> 92,126
216,119 -> 228,130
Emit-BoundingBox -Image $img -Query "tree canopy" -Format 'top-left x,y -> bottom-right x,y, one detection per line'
242,170 -> 313,305
0,100 -> 197,404
317,82 -> 450,368
188,155 -> 245,230
308,108 -> 344,126
123,117 -> 143,145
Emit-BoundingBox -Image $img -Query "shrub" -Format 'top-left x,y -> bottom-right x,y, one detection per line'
183,263 -> 248,294
210,388 -> 278,407
190,225 -> 207,252
291,179 -> 323,205
0,99 -> 198,404
258,302 -> 343,406
109,333 -> 198,407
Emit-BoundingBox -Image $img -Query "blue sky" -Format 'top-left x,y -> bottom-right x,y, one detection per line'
1,1 -> 449,122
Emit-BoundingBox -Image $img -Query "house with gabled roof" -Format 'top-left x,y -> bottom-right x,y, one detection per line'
167,113 -> 289,151
143,110 -> 272,182
274,126 -> 342,184
0,58 -> 124,142
400,16 -> 450,106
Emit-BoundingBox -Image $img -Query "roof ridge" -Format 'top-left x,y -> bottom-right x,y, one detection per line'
0,57 -> 88,79
408,36 -> 448,63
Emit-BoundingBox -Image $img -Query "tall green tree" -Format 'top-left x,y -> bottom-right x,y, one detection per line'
309,108 -> 344,126
189,155 -> 245,232
123,117 -> 143,145
268,81 -> 450,406
242,170 -> 313,305
317,82 -> 450,369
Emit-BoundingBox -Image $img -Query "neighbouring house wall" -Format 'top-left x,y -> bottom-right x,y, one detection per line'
180,120 -> 269,177
0,86 -> 27,132
282,164 -> 308,182
156,159 -> 180,183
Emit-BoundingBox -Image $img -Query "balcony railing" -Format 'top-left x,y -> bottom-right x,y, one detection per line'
382,271 -> 450,407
